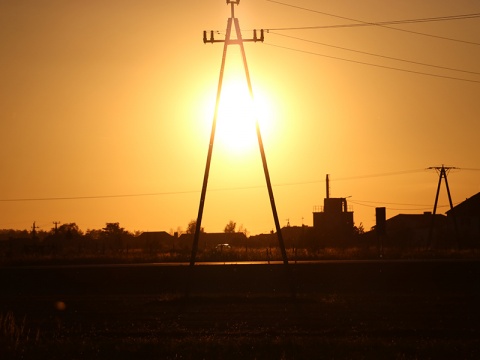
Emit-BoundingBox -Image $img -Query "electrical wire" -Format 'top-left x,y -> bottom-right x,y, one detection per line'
348,199 -> 454,211
263,42 -> 480,84
266,14 -> 480,31
269,32 -> 480,76
0,167 -> 473,203
332,169 -> 427,182
349,199 -> 433,207
0,169 -> 432,202
0,190 -> 200,202
266,0 -> 480,46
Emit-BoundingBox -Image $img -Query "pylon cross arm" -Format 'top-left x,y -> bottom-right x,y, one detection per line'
203,29 -> 264,44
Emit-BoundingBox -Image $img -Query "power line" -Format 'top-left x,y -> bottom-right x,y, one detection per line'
266,13 -> 480,31
2,166 -> 474,203
0,190 -> 200,202
266,0 -> 480,46
0,169 -> 432,202
350,199 -> 433,207
333,169 -> 427,181
263,42 -> 480,84
349,199 -> 455,211
269,32 -> 480,76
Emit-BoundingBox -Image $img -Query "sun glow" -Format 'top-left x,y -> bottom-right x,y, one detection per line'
215,80 -> 272,156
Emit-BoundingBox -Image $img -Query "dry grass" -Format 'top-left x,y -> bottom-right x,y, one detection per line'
2,261 -> 479,359
0,311 -> 40,356
2,245 -> 480,267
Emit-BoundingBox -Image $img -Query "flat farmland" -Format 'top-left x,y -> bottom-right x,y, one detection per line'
1,261 -> 480,359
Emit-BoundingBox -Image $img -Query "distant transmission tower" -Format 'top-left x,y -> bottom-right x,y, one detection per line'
191,0 -> 288,266
427,165 -> 459,247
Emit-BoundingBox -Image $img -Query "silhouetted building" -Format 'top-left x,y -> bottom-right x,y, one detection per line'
386,212 -> 448,248
179,232 -> 247,250
446,192 -> 480,247
281,225 -> 314,248
247,232 -> 277,248
361,211 -> 449,249
313,175 -> 354,246
137,231 -> 175,252
247,225 -> 314,249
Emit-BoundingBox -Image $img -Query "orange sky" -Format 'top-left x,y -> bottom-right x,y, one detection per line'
1,0 -> 479,235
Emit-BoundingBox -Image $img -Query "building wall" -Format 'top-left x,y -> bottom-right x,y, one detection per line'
313,197 -> 354,246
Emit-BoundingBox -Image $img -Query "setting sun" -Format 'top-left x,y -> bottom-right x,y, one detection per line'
215,78 -> 273,156
217,80 -> 256,155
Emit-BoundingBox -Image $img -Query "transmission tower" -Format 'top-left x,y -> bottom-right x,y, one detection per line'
190,0 -> 288,266
427,165 -> 459,247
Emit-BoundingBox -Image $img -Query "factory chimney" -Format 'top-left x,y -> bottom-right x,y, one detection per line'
326,174 -> 330,199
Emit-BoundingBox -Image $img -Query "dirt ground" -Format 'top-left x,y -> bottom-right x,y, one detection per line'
1,261 -> 480,359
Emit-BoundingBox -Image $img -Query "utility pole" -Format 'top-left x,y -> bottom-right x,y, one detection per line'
31,221 -> 38,240
53,221 -> 61,235
190,0 -> 288,266
427,165 -> 459,248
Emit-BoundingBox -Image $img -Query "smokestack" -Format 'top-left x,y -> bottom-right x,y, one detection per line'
326,174 -> 330,199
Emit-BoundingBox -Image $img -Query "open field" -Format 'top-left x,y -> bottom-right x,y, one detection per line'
1,261 -> 480,359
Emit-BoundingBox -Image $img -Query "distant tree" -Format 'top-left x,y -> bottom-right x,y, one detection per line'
102,222 -> 125,236
84,229 -> 103,253
101,223 -> 132,252
186,220 -> 195,234
175,226 -> 184,236
55,223 -> 83,240
237,224 -> 249,237
85,228 -> 102,241
186,219 -> 204,234
224,220 -> 236,233
353,222 -> 365,235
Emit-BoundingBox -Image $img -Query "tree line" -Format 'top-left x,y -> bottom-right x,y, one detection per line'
0,219 -> 250,258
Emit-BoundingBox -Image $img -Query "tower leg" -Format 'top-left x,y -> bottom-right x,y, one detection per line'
190,18 -> 233,266
233,18 -> 288,265
428,167 -> 444,248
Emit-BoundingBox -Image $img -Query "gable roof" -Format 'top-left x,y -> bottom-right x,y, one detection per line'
386,213 -> 446,231
137,231 -> 173,240
447,192 -> 480,216
179,232 -> 247,247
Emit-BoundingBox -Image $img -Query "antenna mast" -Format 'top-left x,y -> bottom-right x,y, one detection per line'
191,0 -> 287,266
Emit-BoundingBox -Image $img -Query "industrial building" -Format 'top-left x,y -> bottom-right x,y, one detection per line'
313,175 -> 354,245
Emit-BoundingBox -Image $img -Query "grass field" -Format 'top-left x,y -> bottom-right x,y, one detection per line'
2,246 -> 480,267
1,261 -> 479,359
